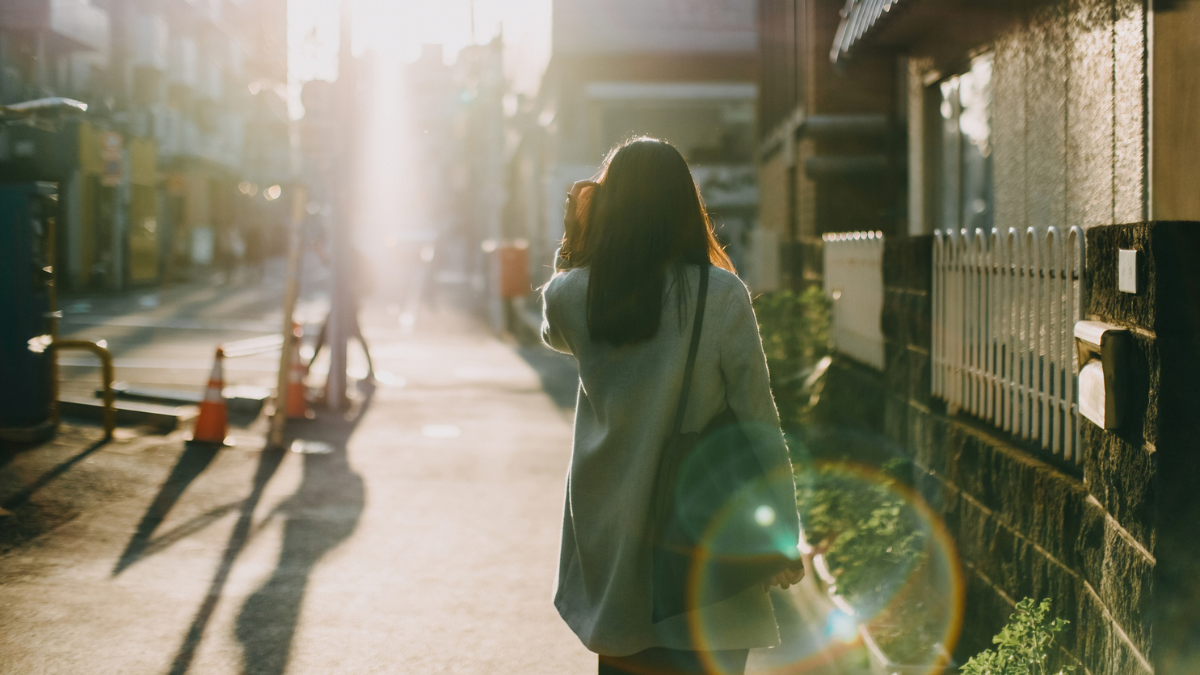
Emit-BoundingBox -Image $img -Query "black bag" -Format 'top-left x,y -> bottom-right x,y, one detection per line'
649,264 -> 798,623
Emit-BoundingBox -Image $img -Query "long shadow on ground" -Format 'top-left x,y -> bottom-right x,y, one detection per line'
0,439 -> 108,513
112,443 -> 221,575
231,397 -> 369,675
0,437 -> 109,554
166,386 -> 371,675
167,444 -> 287,675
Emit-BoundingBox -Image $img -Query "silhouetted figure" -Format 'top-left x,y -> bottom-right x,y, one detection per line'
308,244 -> 375,383
543,138 -> 806,675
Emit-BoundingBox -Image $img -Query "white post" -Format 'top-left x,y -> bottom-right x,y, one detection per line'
326,0 -> 355,410
932,232 -> 943,399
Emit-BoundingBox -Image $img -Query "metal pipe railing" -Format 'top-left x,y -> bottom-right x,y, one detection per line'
48,340 -> 116,439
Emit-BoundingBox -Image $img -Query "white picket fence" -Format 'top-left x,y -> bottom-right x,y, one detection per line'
823,231 -> 885,370
932,227 -> 1086,463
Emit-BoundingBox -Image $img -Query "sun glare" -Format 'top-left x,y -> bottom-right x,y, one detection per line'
289,0 -> 551,118
287,0 -> 552,261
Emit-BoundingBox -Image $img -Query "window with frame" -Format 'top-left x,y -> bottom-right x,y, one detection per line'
934,54 -> 994,235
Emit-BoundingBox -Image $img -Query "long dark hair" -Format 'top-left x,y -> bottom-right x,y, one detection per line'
570,137 -> 735,346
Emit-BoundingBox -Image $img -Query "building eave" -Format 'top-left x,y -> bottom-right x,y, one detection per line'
830,0 -> 910,64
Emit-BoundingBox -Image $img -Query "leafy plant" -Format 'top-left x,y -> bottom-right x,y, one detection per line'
961,598 -> 1075,675
794,459 -> 927,613
753,286 -> 830,431
761,289 -> 953,666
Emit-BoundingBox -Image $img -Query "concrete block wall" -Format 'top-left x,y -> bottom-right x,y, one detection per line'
811,223 -> 1200,673
1083,222 -> 1200,673
989,0 -> 1148,235
879,226 -> 1164,673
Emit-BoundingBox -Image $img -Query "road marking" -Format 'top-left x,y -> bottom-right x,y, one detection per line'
290,440 -> 334,454
58,356 -> 279,371
62,315 -> 280,332
221,334 -> 285,357
421,424 -> 461,438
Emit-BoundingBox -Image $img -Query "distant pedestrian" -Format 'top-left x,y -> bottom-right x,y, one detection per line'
541,138 -> 805,675
242,224 -> 264,284
217,227 -> 242,286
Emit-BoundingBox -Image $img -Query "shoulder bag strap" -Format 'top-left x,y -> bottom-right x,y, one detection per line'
670,264 -> 710,437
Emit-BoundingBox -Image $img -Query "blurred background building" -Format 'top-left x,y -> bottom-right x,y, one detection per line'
448,36 -> 506,324
756,0 -> 905,293
388,37 -> 507,327
505,0 -> 761,298
401,44 -> 456,250
0,0 -> 294,292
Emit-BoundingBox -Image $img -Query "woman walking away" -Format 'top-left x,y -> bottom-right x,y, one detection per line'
542,138 -> 806,675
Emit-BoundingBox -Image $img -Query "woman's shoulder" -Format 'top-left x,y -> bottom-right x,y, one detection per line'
706,266 -> 752,308
544,268 -> 589,304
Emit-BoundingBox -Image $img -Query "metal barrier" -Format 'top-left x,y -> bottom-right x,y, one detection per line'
49,340 -> 116,439
932,227 -> 1086,463
822,231 -> 886,370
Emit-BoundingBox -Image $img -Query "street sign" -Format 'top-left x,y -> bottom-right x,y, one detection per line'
100,131 -> 122,186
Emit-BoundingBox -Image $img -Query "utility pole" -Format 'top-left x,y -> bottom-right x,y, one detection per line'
327,0 -> 355,409
469,0 -> 477,44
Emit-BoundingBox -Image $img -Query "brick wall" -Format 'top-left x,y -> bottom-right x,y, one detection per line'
809,223 -> 1200,673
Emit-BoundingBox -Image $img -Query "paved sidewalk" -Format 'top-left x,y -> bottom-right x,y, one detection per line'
1,288 -> 846,674
1,304 -> 592,674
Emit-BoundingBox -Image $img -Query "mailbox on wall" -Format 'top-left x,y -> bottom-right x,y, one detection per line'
1074,321 -> 1129,430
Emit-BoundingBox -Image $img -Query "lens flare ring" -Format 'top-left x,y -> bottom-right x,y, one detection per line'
674,428 -> 965,675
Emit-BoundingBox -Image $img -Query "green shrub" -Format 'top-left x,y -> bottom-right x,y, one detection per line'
753,286 -> 831,431
794,459 -> 927,612
757,290 -> 925,611
961,598 -> 1075,675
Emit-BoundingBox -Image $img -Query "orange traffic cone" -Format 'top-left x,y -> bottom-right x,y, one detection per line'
190,347 -> 230,446
286,323 -> 313,419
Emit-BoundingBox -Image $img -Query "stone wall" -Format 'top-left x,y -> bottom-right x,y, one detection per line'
811,222 -> 1200,673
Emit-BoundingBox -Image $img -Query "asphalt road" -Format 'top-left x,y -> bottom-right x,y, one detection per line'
0,263 -> 843,675
1,262 -> 595,673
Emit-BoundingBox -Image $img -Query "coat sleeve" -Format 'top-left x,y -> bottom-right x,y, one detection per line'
717,283 -> 801,541
541,273 -> 573,355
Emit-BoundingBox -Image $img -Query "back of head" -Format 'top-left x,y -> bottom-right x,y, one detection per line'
573,137 -> 733,346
